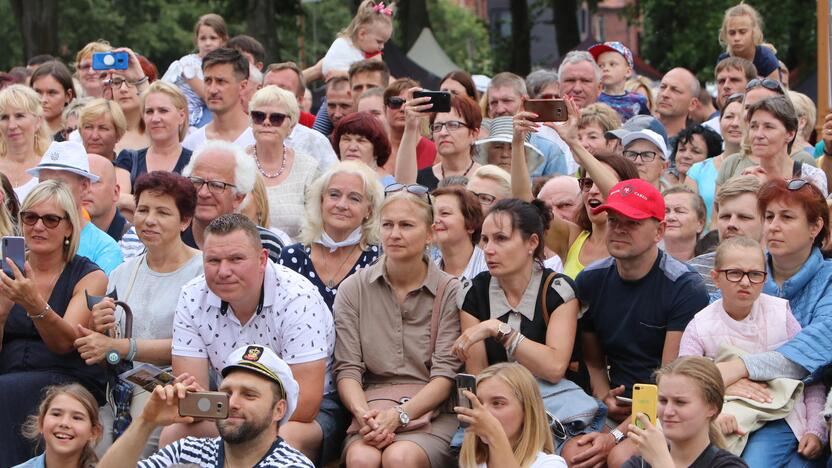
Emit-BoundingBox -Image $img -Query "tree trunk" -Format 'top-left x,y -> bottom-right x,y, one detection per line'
10,0 -> 59,60
245,0 -> 279,64
552,0 -> 580,57
397,0 -> 431,51
510,0 -> 531,75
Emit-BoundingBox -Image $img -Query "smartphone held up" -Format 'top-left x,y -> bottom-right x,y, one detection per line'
1,236 -> 25,279
524,99 -> 568,123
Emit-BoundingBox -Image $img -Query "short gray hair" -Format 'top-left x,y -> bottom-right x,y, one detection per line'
558,51 -> 601,83
488,72 -> 527,98
183,140 -> 256,196
525,69 -> 559,98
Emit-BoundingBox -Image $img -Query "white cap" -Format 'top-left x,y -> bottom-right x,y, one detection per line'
26,141 -> 100,182
472,74 -> 491,94
222,345 -> 299,425
622,129 -> 669,160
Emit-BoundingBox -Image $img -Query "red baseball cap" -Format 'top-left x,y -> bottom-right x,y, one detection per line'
591,179 -> 665,221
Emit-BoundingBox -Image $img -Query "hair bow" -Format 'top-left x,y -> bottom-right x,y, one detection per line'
373,2 -> 393,16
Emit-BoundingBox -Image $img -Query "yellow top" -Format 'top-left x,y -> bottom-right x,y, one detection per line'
563,230 -> 591,279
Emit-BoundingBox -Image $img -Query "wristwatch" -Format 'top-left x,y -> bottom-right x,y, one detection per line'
495,322 -> 513,345
394,405 -> 410,428
610,428 -> 626,445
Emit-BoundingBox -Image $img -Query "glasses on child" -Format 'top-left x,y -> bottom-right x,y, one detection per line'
717,269 -> 767,284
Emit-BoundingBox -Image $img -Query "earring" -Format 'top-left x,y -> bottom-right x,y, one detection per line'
64,237 -> 70,246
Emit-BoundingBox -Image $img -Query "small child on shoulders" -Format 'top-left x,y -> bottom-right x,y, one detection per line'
588,42 -> 649,122
318,0 -> 393,81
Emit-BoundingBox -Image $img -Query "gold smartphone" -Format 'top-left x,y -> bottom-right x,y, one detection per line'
631,384 -> 658,429
524,99 -> 568,122
178,391 -> 229,419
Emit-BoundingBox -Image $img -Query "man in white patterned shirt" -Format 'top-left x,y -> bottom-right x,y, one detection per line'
99,345 -> 314,467
164,214 -> 335,462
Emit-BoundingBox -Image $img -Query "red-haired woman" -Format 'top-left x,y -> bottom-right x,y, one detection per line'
332,111 -> 393,186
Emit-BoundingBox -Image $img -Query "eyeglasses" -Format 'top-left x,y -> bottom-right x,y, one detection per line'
786,178 -> 809,191
546,411 -> 568,441
20,211 -> 66,228
724,92 -> 745,107
385,97 -> 405,109
577,177 -> 594,192
745,78 -> 785,95
431,120 -> 468,134
189,176 -> 236,194
717,269 -> 767,284
250,111 -> 288,127
537,93 -> 560,100
384,183 -> 432,205
104,77 -> 137,89
468,190 -> 497,206
623,150 -> 659,162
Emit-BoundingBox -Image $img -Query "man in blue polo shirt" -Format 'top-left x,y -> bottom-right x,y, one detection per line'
564,179 -> 708,468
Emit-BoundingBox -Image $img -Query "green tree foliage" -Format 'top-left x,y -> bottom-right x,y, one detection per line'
631,0 -> 816,82
426,0 -> 492,75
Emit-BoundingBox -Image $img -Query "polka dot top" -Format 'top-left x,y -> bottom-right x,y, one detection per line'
278,242 -> 381,311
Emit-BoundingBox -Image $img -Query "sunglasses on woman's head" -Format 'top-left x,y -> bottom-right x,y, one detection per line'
577,177 -> 594,192
745,78 -> 784,95
786,178 -> 809,191
250,111 -> 288,126
384,183 -> 432,205
385,97 -> 406,110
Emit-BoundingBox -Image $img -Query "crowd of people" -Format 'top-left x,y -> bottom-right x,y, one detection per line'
1,0 -> 832,467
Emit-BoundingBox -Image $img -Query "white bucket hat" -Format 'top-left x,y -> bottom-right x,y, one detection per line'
474,116 -> 545,173
26,141 -> 100,182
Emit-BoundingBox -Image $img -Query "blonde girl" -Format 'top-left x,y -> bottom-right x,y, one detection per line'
717,4 -> 780,80
457,363 -> 566,468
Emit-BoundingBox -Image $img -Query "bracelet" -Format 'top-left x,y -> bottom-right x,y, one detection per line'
507,332 -> 525,358
27,303 -> 50,320
125,338 -> 138,361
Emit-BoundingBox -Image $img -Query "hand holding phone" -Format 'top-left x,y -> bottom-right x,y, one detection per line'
413,90 -> 452,113
631,383 -> 658,429
179,391 -> 229,419
455,373 -> 477,427
92,51 -> 129,71
2,236 -> 26,279
524,99 -> 568,123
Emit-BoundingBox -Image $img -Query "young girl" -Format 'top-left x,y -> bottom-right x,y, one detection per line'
679,236 -> 826,465
162,13 -> 228,128
15,383 -> 102,468
318,0 -> 393,79
624,357 -> 747,468
717,4 -> 780,80
457,363 -> 567,468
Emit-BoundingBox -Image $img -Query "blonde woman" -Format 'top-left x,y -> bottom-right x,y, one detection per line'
457,363 -> 566,468
0,84 -> 52,202
74,41 -> 112,99
0,180 -> 108,466
279,160 -> 382,311
0,174 -> 16,237
623,357 -> 747,468
78,98 -> 127,161
247,85 -> 319,239
114,81 -> 191,194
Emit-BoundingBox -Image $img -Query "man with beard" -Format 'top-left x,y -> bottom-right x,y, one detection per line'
99,344 -> 314,467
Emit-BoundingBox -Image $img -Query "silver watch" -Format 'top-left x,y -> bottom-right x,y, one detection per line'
395,405 -> 410,428
610,428 -> 625,444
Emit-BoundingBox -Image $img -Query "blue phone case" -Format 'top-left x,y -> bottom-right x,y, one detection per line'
92,51 -> 129,71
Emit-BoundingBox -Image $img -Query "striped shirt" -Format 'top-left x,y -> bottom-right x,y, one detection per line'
138,436 -> 314,467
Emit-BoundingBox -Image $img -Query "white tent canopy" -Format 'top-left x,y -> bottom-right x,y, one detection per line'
406,28 -> 461,78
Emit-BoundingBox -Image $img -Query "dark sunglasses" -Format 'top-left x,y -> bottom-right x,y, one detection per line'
385,96 -> 406,109
250,110 -> 288,126
577,177 -> 594,192
745,78 -> 784,95
384,183 -> 432,205
20,211 -> 65,228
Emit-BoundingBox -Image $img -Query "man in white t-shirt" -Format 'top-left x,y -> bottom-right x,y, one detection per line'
182,48 -> 252,152
165,213 -> 334,462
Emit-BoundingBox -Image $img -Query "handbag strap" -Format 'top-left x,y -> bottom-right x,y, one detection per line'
427,276 -> 454,368
539,271 -> 558,325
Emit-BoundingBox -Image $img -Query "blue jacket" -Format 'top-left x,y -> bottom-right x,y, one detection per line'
529,133 -> 568,177
763,247 -> 832,382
